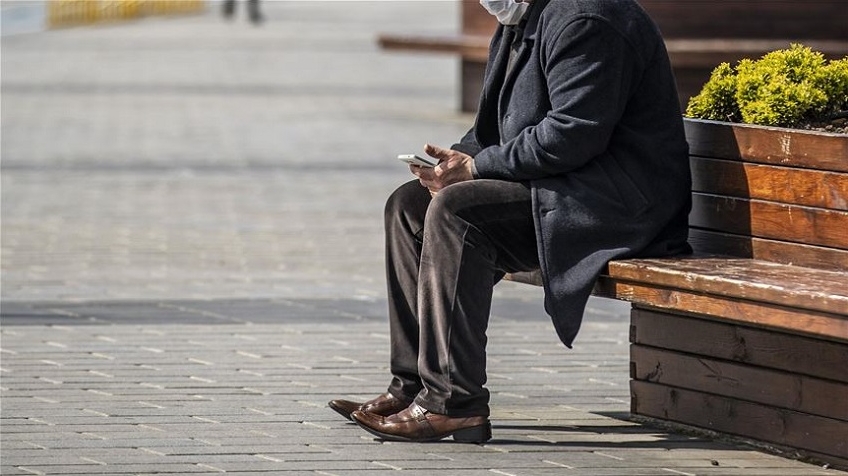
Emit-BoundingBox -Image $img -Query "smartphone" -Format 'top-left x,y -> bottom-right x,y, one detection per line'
397,154 -> 438,167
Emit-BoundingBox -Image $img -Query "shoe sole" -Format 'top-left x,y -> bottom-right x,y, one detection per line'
355,420 -> 492,443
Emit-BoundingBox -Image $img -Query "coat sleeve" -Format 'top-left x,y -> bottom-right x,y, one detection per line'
451,128 -> 483,157
473,17 -> 645,180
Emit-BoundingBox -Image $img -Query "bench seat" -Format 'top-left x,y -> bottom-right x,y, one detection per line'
598,257 -> 848,338
511,256 -> 848,343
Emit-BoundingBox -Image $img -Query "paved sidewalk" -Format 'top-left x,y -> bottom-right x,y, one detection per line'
1,2 -> 844,475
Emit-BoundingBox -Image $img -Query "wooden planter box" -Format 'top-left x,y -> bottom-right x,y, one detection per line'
622,118 -> 848,467
683,118 -> 848,269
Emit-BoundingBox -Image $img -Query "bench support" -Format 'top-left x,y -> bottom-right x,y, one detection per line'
629,306 -> 848,467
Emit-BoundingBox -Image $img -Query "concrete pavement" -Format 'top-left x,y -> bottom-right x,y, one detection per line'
1,2 -> 844,475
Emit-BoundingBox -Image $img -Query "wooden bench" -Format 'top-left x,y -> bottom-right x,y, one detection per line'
378,0 -> 848,111
508,118 -> 848,467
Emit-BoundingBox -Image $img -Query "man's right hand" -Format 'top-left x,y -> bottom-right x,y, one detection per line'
411,144 -> 475,195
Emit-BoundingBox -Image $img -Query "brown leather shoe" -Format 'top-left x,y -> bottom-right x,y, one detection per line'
328,393 -> 410,421
351,402 -> 491,443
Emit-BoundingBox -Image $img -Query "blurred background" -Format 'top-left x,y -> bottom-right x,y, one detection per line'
5,0 -> 843,308
2,1 -> 514,304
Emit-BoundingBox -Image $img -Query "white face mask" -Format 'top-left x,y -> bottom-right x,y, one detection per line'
479,0 -> 529,25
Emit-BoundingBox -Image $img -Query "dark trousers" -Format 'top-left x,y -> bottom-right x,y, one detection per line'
384,179 -> 540,417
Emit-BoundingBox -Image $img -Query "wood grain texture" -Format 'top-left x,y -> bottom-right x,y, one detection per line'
690,194 -> 848,250
690,157 -> 848,210
631,344 -> 848,420
631,380 -> 848,459
687,229 -> 848,271
630,308 -> 848,382
604,258 -> 848,316
686,119 -> 848,173
594,277 -> 848,341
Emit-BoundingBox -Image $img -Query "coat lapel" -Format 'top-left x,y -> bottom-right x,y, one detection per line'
501,0 -> 544,102
476,26 -> 513,147
475,0 -> 546,147
498,31 -> 532,112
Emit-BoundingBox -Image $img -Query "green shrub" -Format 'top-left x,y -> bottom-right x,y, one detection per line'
821,57 -> 848,114
685,44 -> 848,128
684,62 -> 740,122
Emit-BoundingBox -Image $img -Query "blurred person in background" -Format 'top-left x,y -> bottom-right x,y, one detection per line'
329,0 -> 692,443
222,0 -> 262,24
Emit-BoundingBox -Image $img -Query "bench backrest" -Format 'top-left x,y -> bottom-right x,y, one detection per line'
638,0 -> 848,41
461,0 -> 848,41
459,0 -> 848,107
684,119 -> 848,273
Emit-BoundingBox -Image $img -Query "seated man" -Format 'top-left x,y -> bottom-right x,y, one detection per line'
330,0 -> 692,443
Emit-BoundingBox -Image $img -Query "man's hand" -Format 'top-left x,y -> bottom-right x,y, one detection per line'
411,144 -> 474,195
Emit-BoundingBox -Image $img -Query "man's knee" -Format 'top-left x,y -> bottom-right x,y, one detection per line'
426,182 -> 478,223
386,181 -> 422,217
385,180 -> 431,236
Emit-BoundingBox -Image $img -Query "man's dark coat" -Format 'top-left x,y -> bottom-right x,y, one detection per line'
453,0 -> 692,347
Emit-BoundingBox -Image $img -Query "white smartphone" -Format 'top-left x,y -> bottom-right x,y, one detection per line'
397,154 -> 437,167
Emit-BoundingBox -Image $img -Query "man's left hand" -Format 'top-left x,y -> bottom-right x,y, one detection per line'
411,144 -> 474,194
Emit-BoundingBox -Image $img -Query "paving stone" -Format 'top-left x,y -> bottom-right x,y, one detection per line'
6,310 -> 839,475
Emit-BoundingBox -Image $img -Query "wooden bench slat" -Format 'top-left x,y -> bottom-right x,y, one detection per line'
631,345 -> 848,420
605,258 -> 848,316
687,229 -> 848,271
691,157 -> 848,211
504,270 -> 542,287
690,194 -> 848,250
594,282 -> 848,342
666,39 -> 848,68
631,309 -> 848,383
377,34 -> 490,62
631,380 -> 848,462
686,120 -> 848,173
